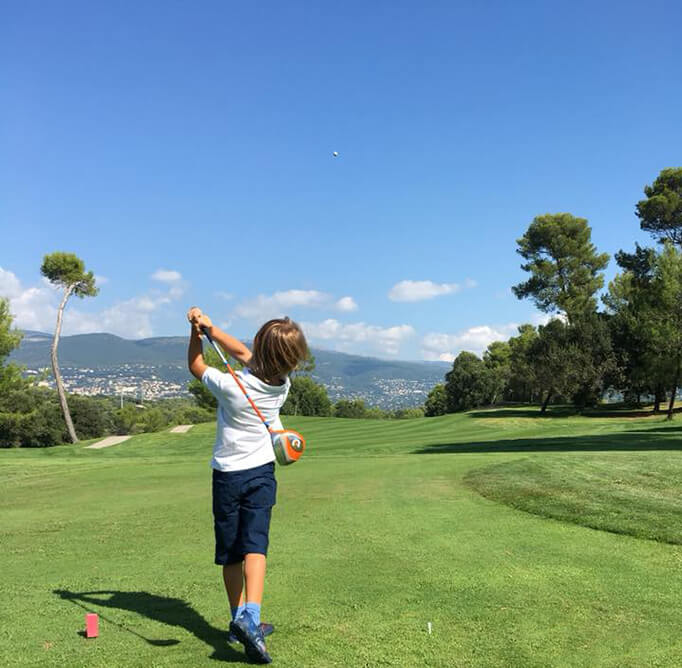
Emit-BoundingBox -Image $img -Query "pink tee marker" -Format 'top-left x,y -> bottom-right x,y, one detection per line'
85,613 -> 99,638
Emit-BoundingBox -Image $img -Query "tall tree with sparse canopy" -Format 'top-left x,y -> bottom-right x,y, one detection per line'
512,213 -> 609,323
512,214 -> 611,410
41,253 -> 98,443
636,167 -> 682,247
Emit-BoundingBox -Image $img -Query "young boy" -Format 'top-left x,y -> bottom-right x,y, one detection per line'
187,307 -> 308,664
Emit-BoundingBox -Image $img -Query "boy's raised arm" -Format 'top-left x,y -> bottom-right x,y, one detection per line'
206,325 -> 252,366
186,307 -> 252,373
187,324 -> 208,380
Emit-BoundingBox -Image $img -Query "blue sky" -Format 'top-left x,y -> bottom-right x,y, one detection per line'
2,1 -> 681,360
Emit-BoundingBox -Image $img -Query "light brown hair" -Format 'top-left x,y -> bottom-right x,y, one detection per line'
249,317 -> 308,384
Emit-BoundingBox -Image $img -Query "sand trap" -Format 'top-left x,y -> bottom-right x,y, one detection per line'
170,425 -> 194,433
86,435 -> 131,449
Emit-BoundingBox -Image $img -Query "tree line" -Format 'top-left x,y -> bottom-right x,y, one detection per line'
2,166 -> 680,444
424,167 -> 682,420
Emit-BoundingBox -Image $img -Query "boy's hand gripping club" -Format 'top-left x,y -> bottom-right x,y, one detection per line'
200,326 -> 305,465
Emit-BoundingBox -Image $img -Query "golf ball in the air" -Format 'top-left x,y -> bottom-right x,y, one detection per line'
332,151 -> 339,157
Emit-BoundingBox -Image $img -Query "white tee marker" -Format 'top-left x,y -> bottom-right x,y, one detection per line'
86,435 -> 131,449
170,424 -> 194,433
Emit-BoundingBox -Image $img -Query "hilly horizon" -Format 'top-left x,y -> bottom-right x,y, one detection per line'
12,330 -> 450,369
10,331 -> 450,409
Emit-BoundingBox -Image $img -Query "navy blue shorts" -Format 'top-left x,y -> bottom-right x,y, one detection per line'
212,462 -> 277,565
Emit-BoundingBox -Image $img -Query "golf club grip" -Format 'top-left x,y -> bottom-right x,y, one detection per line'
200,326 -> 228,365
199,325 -> 214,345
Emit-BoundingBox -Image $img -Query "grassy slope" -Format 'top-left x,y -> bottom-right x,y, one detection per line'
1,410 -> 681,667
465,454 -> 682,544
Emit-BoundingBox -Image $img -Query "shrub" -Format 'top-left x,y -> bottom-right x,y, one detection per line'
281,377 -> 332,416
424,384 -> 447,417
334,399 -> 368,418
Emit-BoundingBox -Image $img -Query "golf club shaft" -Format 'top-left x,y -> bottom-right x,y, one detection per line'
200,326 -> 272,430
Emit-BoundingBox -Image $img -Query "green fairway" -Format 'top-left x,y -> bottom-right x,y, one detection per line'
1,410 -> 681,667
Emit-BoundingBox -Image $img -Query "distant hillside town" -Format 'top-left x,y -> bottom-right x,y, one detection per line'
13,332 -> 448,410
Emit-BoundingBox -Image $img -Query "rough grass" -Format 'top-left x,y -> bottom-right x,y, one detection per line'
465,454 -> 682,544
1,409 -> 681,667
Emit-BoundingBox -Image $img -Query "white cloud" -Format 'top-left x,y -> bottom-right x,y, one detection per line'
388,279 -> 474,302
234,289 -> 331,321
301,318 -> 415,355
0,267 -> 184,339
94,275 -> 109,285
152,269 -> 182,283
1,268 -> 61,332
335,296 -> 358,312
0,267 -> 23,298
92,298 -> 159,338
3,282 -> 59,333
234,289 -> 361,321
421,323 -> 521,362
151,268 -> 186,299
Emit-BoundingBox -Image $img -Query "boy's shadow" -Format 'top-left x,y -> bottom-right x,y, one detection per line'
53,589 -> 244,662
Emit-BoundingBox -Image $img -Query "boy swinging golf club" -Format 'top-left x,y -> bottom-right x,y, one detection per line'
187,307 -> 309,664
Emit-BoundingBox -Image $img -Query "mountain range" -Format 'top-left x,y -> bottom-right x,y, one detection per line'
10,331 -> 450,409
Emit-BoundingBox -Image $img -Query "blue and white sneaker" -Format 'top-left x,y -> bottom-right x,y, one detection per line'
229,611 -> 272,664
228,622 -> 274,644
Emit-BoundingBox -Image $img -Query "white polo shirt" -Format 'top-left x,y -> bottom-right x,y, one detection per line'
202,366 -> 290,472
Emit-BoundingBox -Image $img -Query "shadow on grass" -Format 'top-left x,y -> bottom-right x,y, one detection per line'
467,406 -> 682,419
413,429 -> 682,455
467,407 -> 579,419
54,589 -> 243,662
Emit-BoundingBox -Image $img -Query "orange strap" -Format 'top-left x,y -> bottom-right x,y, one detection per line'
223,360 -> 272,430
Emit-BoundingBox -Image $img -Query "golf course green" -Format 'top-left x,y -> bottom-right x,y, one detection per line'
1,409 -> 681,667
